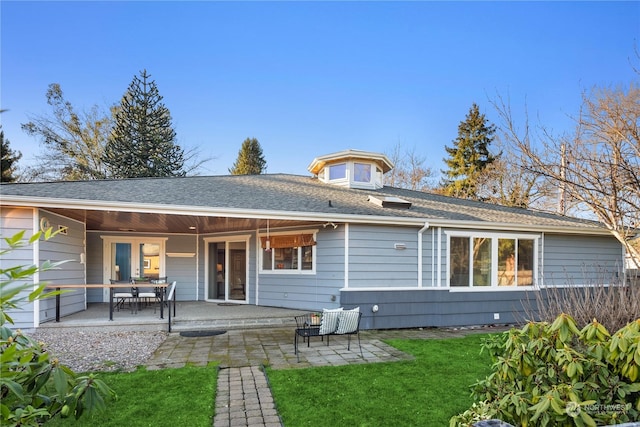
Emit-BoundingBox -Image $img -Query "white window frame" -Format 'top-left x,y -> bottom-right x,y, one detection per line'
328,163 -> 347,181
353,162 -> 372,183
100,235 -> 167,301
258,229 -> 317,275
445,231 -> 540,290
204,234 -> 251,302
321,161 -> 382,189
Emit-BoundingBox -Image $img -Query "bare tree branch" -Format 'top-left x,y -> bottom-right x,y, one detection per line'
385,142 -> 436,191
493,84 -> 640,268
21,84 -> 112,181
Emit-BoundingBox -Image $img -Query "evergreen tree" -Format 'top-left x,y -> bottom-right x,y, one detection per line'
1,127 -> 22,182
441,103 -> 499,199
229,137 -> 267,175
104,70 -> 185,178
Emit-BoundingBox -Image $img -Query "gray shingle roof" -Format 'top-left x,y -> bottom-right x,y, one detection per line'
1,174 -> 605,232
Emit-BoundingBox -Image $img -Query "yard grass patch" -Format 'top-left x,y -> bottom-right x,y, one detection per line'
44,365 -> 217,427
267,333 -> 493,426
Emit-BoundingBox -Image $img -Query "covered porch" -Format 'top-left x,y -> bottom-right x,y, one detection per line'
39,203 -> 325,308
35,202 -> 333,324
36,301 -> 308,332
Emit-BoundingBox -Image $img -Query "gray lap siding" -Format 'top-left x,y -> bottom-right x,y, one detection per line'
542,233 -> 624,286
348,225 -> 419,288
1,207 -> 38,329
38,212 -> 87,323
341,231 -> 624,330
341,289 -> 534,329
256,228 -> 344,311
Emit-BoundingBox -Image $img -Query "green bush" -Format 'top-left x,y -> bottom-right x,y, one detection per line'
451,313 -> 640,427
0,230 -> 116,426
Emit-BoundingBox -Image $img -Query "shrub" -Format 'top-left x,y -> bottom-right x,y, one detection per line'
450,313 -> 640,427
0,230 -> 116,426
528,278 -> 640,334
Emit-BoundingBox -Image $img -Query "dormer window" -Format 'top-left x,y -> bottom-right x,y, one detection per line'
329,163 -> 347,180
308,149 -> 394,190
354,163 -> 371,183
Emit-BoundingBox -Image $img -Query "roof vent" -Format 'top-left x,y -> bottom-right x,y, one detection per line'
367,195 -> 412,209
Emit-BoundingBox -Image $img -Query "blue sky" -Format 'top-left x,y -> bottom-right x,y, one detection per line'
1,1 -> 638,177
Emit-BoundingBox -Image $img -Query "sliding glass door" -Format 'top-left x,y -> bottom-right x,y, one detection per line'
205,236 -> 249,302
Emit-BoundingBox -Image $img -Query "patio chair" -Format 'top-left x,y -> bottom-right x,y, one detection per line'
294,308 -> 363,362
133,278 -> 157,310
110,279 -> 136,313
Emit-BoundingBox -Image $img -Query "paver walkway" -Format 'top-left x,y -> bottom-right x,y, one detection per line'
146,327 -> 415,370
145,325 -> 504,426
214,366 -> 281,427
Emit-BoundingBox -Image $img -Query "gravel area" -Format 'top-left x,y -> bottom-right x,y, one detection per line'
30,329 -> 168,372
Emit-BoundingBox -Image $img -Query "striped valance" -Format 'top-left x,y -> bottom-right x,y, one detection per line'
260,234 -> 316,249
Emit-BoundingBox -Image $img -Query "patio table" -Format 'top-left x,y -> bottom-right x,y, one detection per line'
45,283 -> 169,322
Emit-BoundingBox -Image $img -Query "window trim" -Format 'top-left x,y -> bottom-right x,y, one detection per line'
353,162 -> 372,183
203,234 -> 252,302
100,235 -> 168,301
320,160 -> 382,189
445,231 -> 540,290
258,229 -> 318,275
328,163 -> 347,181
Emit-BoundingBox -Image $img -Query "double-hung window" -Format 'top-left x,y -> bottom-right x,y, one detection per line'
448,232 -> 537,288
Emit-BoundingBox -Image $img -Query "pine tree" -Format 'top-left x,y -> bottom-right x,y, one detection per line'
1,127 -> 22,182
229,138 -> 267,175
441,103 -> 498,199
104,70 -> 185,178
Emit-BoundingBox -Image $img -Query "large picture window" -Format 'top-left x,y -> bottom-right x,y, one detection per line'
260,232 -> 316,273
449,233 -> 537,288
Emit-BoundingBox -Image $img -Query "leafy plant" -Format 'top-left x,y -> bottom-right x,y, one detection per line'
0,230 -> 116,426
451,313 -> 640,427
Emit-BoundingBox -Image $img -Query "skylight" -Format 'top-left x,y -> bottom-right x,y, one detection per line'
367,195 -> 412,209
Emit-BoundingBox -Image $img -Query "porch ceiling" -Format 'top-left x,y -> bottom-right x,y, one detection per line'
46,208 -> 318,234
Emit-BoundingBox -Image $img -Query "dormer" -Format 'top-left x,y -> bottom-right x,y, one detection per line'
307,149 -> 394,190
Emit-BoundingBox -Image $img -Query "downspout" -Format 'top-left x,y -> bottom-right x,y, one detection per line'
540,233 -> 545,288
194,234 -> 199,301
437,227 -> 442,287
344,223 -> 349,289
255,228 -> 260,306
417,221 -> 430,287
33,209 -> 40,328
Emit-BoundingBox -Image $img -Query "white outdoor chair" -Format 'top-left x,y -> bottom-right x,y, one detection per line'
133,278 -> 157,310
110,279 -> 136,313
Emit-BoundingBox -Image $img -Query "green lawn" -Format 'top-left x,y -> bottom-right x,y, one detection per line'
44,365 -> 218,427
44,334 -> 493,427
267,334 -> 493,427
